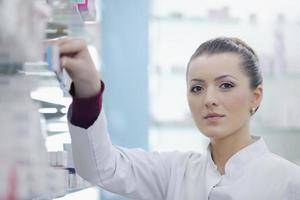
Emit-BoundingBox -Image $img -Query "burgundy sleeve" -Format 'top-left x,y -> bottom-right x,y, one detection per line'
68,81 -> 105,129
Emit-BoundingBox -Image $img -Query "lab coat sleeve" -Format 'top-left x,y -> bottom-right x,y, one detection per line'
68,109 -> 178,200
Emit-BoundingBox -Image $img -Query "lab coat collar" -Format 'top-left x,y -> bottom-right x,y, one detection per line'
206,136 -> 269,177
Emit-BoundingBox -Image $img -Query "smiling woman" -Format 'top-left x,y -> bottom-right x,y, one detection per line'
62,36 -> 300,200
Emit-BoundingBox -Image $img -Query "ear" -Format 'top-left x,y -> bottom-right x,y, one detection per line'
251,84 -> 263,108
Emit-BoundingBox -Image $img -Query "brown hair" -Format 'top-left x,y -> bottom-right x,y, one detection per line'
187,37 -> 263,90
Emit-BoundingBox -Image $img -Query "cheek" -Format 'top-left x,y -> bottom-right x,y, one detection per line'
223,92 -> 251,116
187,95 -> 204,116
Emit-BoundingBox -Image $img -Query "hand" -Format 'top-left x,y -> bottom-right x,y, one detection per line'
49,37 -> 101,98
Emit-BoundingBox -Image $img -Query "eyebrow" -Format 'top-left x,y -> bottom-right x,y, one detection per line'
190,75 -> 237,83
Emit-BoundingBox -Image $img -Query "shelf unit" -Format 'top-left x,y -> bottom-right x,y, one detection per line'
0,0 -> 100,199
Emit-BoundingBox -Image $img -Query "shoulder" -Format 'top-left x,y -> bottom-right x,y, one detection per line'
262,153 -> 300,197
274,155 -> 300,199
267,153 -> 300,185
268,153 -> 300,173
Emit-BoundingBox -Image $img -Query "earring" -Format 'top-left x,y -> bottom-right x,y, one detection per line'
250,107 -> 256,115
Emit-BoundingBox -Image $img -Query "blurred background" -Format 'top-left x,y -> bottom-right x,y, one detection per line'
1,0 -> 300,199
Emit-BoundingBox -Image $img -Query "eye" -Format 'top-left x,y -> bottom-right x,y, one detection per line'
220,82 -> 234,89
190,85 -> 203,93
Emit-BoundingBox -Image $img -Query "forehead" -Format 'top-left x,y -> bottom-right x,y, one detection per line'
187,53 -> 247,81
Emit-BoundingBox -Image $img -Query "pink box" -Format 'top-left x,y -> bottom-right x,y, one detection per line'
77,0 -> 88,11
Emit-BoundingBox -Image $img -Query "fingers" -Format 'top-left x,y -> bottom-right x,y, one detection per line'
59,38 -> 87,55
60,56 -> 77,69
46,37 -> 87,55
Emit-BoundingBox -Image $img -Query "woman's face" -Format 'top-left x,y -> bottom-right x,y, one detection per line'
187,53 -> 262,140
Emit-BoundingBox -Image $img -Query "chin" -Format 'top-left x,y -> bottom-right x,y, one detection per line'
204,133 -> 226,140
199,127 -> 228,140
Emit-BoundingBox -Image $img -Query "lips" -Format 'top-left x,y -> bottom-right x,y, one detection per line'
204,113 -> 225,118
203,113 -> 225,121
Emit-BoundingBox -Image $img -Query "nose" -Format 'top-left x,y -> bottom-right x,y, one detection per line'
204,87 -> 218,108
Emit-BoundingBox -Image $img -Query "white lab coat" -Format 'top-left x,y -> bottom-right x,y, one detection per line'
68,111 -> 300,200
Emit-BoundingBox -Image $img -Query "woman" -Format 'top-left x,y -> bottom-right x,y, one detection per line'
56,37 -> 300,199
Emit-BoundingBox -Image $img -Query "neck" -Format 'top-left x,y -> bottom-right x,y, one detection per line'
210,123 -> 254,175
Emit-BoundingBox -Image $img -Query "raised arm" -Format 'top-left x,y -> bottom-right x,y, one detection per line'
53,37 -> 180,200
